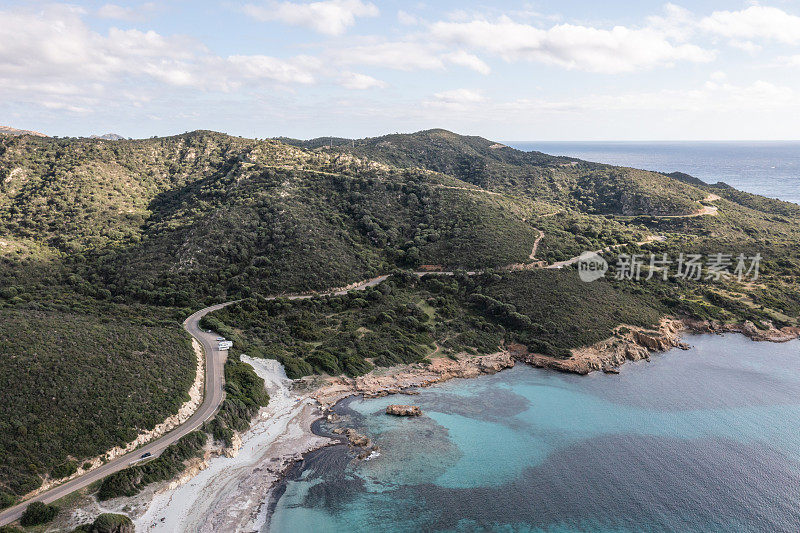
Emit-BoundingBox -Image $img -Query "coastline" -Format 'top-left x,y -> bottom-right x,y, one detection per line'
67,317 -> 798,531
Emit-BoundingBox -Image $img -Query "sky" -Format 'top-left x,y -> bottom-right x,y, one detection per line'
3,0 -> 800,140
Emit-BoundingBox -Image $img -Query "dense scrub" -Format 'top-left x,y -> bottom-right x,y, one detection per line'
72,513 -> 134,533
0,128 -> 798,503
466,270 -> 665,356
99,166 -> 541,304
204,358 -> 270,446
95,355 -> 268,500
20,501 -> 58,526
207,269 -> 666,377
209,272 -> 506,378
0,307 -> 195,497
300,129 -> 703,216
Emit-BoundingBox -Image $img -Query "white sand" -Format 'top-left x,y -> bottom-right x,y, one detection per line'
134,357 -> 331,532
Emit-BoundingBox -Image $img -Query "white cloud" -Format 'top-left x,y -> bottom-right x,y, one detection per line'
227,55 -> 319,84
330,43 -> 491,74
503,80 -> 796,114
645,3 -> 696,41
433,88 -> 485,103
700,6 -> 800,45
97,3 -> 157,22
397,10 -> 418,26
338,72 -> 387,89
0,6 -> 200,82
728,40 -> 762,54
429,17 -> 714,73
443,50 -> 491,74
333,41 -> 445,70
776,54 -> 800,67
0,4 -> 342,115
242,0 -> 378,35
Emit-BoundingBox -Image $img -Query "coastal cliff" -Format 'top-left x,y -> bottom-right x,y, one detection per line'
513,317 -> 800,375
685,319 -> 800,343
511,318 -> 688,374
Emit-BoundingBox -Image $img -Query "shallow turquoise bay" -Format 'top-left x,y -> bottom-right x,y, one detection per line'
269,334 -> 800,532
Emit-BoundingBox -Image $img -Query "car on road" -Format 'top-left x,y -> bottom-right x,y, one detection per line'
216,336 -> 225,341
140,452 -> 152,459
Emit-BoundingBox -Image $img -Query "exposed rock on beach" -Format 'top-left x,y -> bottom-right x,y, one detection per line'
313,351 -> 515,407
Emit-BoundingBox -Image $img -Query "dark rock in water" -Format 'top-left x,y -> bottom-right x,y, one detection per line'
386,405 -> 422,416
342,428 -> 372,448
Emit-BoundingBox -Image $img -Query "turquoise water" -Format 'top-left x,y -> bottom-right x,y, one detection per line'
269,334 -> 800,532
507,141 -> 800,205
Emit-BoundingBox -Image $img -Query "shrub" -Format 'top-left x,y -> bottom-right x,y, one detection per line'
0,491 -> 15,510
20,501 -> 59,526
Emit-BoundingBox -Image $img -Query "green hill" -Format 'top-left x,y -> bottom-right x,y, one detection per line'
0,128 -> 798,503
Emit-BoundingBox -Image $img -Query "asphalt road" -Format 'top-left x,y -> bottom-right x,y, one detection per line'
1,243 -> 657,525
0,302 -> 232,527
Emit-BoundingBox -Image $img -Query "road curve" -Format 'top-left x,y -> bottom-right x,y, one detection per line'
0,238 -> 664,525
0,277 -> 396,526
0,302 -> 233,527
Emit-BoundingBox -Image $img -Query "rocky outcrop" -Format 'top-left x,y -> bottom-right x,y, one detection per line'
223,432 -> 243,458
0,125 -> 48,137
332,428 -> 380,459
386,405 -> 421,417
167,457 -> 209,490
513,316 -> 800,376
511,318 -> 689,375
685,318 -> 800,343
313,351 -> 515,407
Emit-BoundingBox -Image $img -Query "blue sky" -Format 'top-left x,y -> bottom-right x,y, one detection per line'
3,0 -> 800,140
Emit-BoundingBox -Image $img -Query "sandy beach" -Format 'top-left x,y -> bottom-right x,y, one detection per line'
133,356 -> 331,532
64,316 -> 795,532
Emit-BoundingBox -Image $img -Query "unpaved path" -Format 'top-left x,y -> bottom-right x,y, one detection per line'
530,229 -> 545,260
547,235 -> 665,269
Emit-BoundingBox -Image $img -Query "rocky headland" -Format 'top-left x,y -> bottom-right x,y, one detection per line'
67,315 -> 797,532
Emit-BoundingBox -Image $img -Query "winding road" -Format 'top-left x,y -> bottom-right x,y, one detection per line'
0,303 -> 232,527
0,214 -> 687,526
0,279 -> 396,527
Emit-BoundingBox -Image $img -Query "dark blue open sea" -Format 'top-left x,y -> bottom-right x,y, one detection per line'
267,143 -> 800,532
270,335 -> 800,532
508,141 -> 800,205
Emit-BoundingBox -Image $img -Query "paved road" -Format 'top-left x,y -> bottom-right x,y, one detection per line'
1,232 -> 671,525
0,302 -> 232,527
0,278 -> 397,526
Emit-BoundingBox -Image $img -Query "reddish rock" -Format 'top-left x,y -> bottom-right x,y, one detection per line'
386,405 -> 422,417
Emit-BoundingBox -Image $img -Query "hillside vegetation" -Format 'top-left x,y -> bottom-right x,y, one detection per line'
1,128 -> 798,504
0,306 -> 194,498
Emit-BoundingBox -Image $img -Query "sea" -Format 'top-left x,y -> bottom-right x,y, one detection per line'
267,143 -> 800,532
508,141 -> 800,206
269,335 -> 800,533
